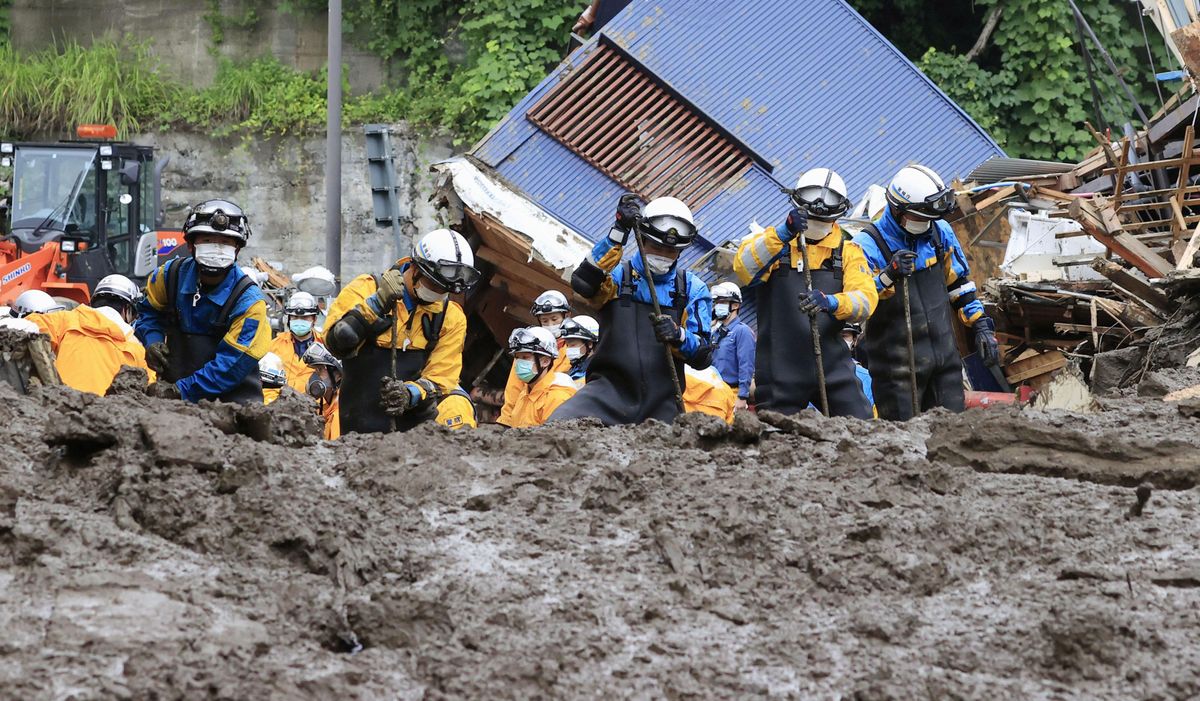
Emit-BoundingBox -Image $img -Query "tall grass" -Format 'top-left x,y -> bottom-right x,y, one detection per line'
0,40 -> 179,138
0,39 -> 412,139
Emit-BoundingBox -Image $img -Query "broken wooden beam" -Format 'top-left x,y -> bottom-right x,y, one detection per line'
1090,259 -> 1177,315
1068,197 -> 1175,278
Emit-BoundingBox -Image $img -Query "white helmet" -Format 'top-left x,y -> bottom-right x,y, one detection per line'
11,290 -> 65,317
413,229 -> 480,294
508,326 -> 559,358
258,352 -> 286,389
530,289 -> 570,317
792,168 -> 850,222
710,281 -> 742,303
886,164 -> 957,221
292,266 -> 337,297
93,275 -> 140,306
285,290 -> 319,317
560,315 -> 599,343
640,197 -> 697,249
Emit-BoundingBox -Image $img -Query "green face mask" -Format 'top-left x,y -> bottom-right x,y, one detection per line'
515,358 -> 538,383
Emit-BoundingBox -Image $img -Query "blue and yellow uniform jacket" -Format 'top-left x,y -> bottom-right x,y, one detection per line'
851,208 -> 986,327
135,258 -> 271,402
582,237 -> 713,363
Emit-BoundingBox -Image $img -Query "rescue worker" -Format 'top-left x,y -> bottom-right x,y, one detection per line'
851,165 -> 999,420
683,364 -> 737,424
559,315 -> 599,386
136,199 -> 271,404
435,385 -> 478,431
842,323 -> 874,408
270,290 -> 321,396
10,290 -> 65,317
709,281 -> 755,410
500,326 -> 577,428
324,228 -> 479,434
734,168 -> 877,418
259,352 -> 286,404
26,274 -> 153,395
498,289 -> 572,425
301,342 -> 342,440
550,195 -> 713,425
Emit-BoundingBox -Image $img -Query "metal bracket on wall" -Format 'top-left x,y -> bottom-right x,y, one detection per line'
363,124 -> 406,260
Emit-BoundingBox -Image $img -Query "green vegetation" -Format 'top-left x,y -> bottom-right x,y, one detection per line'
0,41 -> 418,139
0,1 -> 1176,158
851,0 -> 1171,161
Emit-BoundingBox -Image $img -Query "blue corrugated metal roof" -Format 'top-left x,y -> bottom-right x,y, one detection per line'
470,0 -> 1006,328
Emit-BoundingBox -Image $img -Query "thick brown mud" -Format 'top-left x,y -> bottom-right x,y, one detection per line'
2,383 -> 1199,699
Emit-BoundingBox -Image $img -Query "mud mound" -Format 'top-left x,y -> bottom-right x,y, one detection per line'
2,388 -> 1199,698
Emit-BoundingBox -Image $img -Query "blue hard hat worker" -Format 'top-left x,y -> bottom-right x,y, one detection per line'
549,195 -> 714,426
851,164 -> 1000,420
135,199 -> 271,404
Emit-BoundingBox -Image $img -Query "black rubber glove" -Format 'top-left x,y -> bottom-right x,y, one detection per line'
974,316 -> 1000,367
780,208 -> 808,242
146,381 -> 181,400
145,342 -> 171,376
650,313 -> 683,346
887,250 -> 918,278
615,193 -> 641,233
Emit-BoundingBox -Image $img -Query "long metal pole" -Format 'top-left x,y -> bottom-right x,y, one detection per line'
902,277 -> 920,418
324,0 -> 343,281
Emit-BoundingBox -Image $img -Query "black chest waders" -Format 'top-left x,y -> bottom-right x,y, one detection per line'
754,240 -> 872,418
339,284 -> 446,435
548,261 -> 687,426
860,224 -> 965,421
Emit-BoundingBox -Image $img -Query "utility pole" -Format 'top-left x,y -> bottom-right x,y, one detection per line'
324,0 -> 343,281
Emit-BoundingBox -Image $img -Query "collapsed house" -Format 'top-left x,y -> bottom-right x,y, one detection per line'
432,0 -> 1004,401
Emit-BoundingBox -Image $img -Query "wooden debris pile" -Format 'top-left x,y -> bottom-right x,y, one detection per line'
952,89 -> 1200,394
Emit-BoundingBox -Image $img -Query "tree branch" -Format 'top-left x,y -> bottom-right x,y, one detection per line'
966,3 -> 1005,61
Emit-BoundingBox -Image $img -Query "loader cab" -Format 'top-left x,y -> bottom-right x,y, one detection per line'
1,127 -> 163,291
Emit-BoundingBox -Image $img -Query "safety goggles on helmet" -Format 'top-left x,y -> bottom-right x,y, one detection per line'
790,186 -> 850,221
559,318 -> 597,344
508,327 -> 556,357
284,298 -> 320,317
260,367 -> 286,388
301,342 -> 342,372
414,257 -> 481,295
183,200 -> 252,244
638,215 -> 697,250
895,187 -> 957,220
842,322 -> 862,337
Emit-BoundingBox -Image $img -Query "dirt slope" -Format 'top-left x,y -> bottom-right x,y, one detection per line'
2,383 -> 1199,699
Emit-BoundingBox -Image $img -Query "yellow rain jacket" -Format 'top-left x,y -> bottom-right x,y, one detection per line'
498,341 -> 569,426
500,369 -> 578,428
437,392 -> 478,430
321,396 -> 340,440
29,305 -> 154,395
324,271 -> 467,400
733,225 -> 879,324
683,364 -> 736,424
269,330 -> 322,396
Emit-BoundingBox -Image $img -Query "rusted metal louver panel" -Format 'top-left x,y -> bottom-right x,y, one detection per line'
528,45 -> 752,210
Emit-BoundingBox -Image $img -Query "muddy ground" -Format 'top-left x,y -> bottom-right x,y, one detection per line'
1,381 -> 1199,700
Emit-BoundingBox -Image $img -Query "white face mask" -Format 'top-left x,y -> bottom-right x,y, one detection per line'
713,303 -> 730,320
565,346 -> 585,361
804,220 -> 834,241
415,282 -> 447,305
902,217 -> 932,235
194,242 -> 237,270
644,254 -> 675,276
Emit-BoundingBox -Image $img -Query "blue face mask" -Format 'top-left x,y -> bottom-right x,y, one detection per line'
515,358 -> 539,383
289,319 -> 313,337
